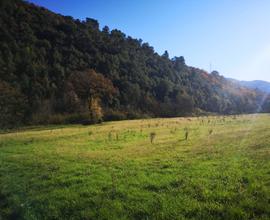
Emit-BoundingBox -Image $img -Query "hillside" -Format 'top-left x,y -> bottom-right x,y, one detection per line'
0,0 -> 270,128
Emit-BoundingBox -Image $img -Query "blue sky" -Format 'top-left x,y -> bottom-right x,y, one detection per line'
28,0 -> 270,81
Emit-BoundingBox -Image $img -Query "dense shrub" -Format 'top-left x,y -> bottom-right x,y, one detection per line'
103,110 -> 127,121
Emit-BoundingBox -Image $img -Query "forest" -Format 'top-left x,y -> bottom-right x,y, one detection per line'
1,0 -> 270,128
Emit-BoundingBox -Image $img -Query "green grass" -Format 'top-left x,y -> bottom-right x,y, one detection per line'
0,114 -> 270,220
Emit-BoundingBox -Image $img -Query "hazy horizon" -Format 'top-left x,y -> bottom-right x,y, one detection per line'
28,0 -> 270,82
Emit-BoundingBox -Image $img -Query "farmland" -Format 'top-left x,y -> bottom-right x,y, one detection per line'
0,114 -> 270,219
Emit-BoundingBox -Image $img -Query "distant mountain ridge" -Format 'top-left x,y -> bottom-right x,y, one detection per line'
238,80 -> 270,93
228,78 -> 270,93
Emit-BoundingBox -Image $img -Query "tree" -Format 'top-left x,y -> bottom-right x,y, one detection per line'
172,56 -> 185,71
162,50 -> 169,59
85,18 -> 99,30
155,79 -> 172,102
102,25 -> 110,34
0,80 -> 28,128
89,97 -> 103,123
66,69 -> 117,123
175,91 -> 194,114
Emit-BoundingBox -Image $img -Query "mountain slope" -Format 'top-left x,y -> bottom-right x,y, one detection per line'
0,0 -> 269,127
238,80 -> 270,93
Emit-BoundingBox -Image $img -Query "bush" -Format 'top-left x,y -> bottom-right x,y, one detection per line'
126,111 -> 151,120
150,132 -> 156,143
103,110 -> 127,121
126,112 -> 141,119
64,113 -> 90,124
31,113 -> 91,125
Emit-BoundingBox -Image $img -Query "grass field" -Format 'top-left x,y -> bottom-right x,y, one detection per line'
0,114 -> 270,220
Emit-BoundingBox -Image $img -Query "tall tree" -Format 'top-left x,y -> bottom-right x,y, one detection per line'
66,69 -> 117,122
0,80 -> 28,128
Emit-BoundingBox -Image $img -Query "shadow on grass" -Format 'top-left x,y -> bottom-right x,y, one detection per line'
0,192 -> 21,220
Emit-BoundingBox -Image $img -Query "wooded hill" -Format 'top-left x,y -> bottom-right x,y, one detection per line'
1,0 -> 270,128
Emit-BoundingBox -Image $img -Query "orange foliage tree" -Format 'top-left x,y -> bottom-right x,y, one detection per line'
66,69 -> 117,123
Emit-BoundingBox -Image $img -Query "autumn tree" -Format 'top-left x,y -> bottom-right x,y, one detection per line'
89,97 -> 103,123
66,69 -> 117,123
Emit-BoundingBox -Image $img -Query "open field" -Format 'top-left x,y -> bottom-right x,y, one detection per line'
0,114 -> 270,219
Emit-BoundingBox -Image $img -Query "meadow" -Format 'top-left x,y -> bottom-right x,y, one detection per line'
0,114 -> 269,220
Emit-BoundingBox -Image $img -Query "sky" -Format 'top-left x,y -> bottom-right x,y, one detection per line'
28,0 -> 270,82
